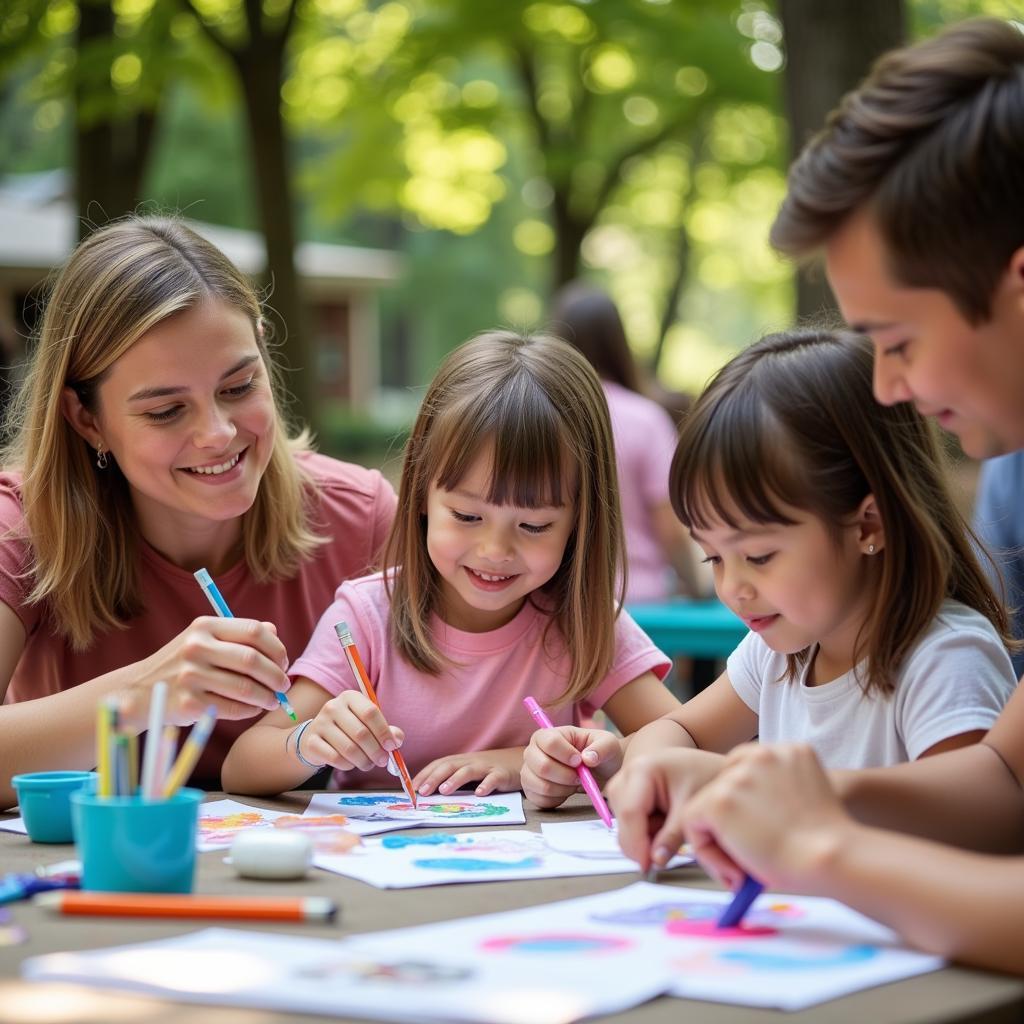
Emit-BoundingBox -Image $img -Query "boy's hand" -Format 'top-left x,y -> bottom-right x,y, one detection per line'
412,748 -> 523,797
607,747 -> 726,869
300,691 -> 404,772
521,727 -> 624,809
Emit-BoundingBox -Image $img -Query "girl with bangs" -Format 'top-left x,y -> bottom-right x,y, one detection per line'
223,330 -> 681,797
523,329 -> 1016,809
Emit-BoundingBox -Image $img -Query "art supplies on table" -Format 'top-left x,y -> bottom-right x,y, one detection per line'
341,880 -> 946,1012
21,925 -> 671,1024
0,869 -> 80,905
333,620 -> 417,805
194,567 -> 298,721
304,790 -> 526,835
20,882 -> 946,1018
523,695 -> 613,828
35,891 -> 337,923
716,873 -> 764,930
311,828 -> 687,888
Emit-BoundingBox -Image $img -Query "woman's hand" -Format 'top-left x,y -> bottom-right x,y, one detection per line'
119,615 -> 291,729
298,690 -> 404,772
607,747 -> 726,868
413,748 -> 523,797
521,727 -> 624,809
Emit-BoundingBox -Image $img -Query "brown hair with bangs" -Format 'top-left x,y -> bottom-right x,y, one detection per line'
669,328 -> 1012,695
383,329 -> 624,705
770,17 -> 1024,324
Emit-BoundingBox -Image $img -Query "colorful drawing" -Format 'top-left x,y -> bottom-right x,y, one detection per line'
412,856 -> 544,872
198,810 -> 272,846
382,834 -> 459,849
592,899 -> 803,939
480,934 -> 632,955
298,958 -> 475,985
718,944 -> 879,971
337,795 -> 508,820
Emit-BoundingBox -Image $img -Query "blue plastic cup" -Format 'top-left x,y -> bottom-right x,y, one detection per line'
71,789 -> 202,893
11,771 -> 97,843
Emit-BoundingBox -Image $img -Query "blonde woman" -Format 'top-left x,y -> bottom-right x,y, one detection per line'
0,217 -> 396,805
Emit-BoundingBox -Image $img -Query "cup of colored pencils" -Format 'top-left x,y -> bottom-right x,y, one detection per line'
70,690 -> 214,893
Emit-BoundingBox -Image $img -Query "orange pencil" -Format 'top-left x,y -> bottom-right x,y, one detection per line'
35,891 -> 337,922
333,620 -> 418,807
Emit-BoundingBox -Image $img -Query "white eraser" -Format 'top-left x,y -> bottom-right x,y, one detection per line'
229,830 -> 313,880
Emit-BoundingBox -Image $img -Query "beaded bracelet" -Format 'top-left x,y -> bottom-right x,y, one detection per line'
292,718 -> 327,771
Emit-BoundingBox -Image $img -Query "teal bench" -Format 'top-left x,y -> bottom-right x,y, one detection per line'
626,599 -> 748,660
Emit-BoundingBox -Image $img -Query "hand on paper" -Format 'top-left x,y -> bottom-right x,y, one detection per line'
680,743 -> 856,893
301,690 -> 405,772
413,748 -> 523,797
607,747 -> 726,870
521,727 -> 624,809
120,616 -> 290,729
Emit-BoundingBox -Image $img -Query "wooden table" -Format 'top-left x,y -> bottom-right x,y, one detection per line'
1,793 -> 1022,1024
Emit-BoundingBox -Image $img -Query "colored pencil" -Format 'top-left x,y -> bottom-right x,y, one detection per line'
35,891 -> 337,922
333,620 -> 417,807
162,706 -> 217,798
193,568 -> 297,721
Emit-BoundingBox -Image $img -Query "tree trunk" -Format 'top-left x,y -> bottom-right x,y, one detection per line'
75,1 -> 158,238
550,187 -> 586,293
777,0 -> 906,320
235,50 -> 314,431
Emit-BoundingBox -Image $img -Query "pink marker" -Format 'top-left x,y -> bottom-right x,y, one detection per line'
523,695 -> 614,829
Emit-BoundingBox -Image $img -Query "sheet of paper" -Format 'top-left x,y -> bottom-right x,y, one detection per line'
304,790 -> 526,836
0,816 -> 27,835
344,881 -> 944,1011
540,820 -> 693,865
21,925 -> 670,1024
312,829 -> 683,887
199,798 -> 368,855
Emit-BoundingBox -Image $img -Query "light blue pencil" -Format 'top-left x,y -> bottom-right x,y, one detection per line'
193,568 -> 298,722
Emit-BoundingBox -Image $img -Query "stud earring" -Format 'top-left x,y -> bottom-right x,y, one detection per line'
95,443 -> 108,470
867,543 -> 875,554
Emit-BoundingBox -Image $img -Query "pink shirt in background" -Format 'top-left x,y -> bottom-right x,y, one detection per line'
288,571 -> 671,790
0,452 -> 397,789
603,381 -> 680,602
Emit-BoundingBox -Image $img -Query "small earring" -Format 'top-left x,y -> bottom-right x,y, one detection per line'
95,443 -> 108,470
867,543 -> 875,554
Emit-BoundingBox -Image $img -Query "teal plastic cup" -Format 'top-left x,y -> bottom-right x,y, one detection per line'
71,788 -> 202,893
11,771 -> 97,843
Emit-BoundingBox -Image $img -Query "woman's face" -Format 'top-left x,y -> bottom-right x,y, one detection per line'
68,299 -> 277,544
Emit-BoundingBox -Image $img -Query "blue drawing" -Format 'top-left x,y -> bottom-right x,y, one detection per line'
719,944 -> 879,971
338,796 -> 394,806
412,856 -> 543,872
382,834 -> 460,849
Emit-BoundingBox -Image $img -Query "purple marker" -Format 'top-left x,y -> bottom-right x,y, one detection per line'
716,873 -> 764,929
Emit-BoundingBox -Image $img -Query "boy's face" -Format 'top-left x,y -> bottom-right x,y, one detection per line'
825,208 -> 1024,459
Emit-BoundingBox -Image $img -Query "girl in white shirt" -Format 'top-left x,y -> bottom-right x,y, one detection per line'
523,329 -> 1017,806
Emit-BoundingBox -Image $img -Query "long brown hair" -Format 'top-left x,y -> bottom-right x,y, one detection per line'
770,17 -> 1024,324
2,216 -> 323,649
383,330 -> 624,705
669,328 -> 1012,694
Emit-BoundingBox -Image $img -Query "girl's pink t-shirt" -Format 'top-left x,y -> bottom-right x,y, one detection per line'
288,571 -> 671,789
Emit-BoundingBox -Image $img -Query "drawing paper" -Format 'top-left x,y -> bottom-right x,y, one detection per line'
21,925 -> 669,1024
304,790 -> 526,836
313,830 -> 690,887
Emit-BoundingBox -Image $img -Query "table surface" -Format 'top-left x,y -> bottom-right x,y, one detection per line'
2,792 -> 1022,1024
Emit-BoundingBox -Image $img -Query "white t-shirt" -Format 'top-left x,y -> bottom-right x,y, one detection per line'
727,599 -> 1016,769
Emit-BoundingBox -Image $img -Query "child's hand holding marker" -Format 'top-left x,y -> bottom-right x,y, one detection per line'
298,690 -> 405,773
521,725 -> 625,809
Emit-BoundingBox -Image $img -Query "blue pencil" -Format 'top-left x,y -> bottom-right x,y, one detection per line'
193,568 -> 297,722
716,873 -> 763,929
